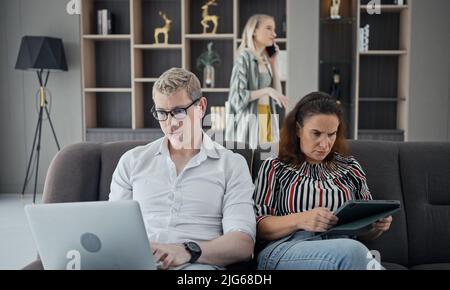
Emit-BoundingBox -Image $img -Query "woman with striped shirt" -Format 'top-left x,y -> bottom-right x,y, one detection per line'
253,92 -> 392,270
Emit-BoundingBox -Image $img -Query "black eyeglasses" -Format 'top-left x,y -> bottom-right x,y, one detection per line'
151,98 -> 201,121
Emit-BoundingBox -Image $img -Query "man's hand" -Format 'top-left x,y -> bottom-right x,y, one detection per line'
358,215 -> 393,242
151,243 -> 191,270
372,215 -> 392,233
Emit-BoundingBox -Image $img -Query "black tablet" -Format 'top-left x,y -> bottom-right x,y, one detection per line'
322,200 -> 401,236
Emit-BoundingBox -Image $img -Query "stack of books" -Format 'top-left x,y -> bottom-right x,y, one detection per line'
211,106 -> 226,131
97,9 -> 112,35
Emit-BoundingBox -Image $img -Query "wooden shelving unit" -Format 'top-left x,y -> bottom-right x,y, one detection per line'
80,0 -> 289,142
319,0 -> 358,138
356,0 -> 411,141
319,0 -> 411,141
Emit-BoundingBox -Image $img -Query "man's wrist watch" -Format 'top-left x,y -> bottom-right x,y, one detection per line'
183,241 -> 202,263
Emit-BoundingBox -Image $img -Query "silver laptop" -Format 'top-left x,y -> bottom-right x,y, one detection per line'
25,200 -> 156,270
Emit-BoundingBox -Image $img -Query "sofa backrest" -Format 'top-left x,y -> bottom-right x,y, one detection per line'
347,140 -> 409,266
42,139 -> 450,268
399,142 -> 450,266
43,140 -> 255,203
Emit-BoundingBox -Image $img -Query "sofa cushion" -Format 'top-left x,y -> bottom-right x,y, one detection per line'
348,140 -> 409,267
382,262 -> 408,270
409,263 -> 450,270
22,259 -> 43,270
399,142 -> 450,266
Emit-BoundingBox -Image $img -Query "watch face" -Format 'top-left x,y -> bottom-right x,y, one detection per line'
187,242 -> 201,253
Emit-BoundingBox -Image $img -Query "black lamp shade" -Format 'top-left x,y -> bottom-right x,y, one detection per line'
15,36 -> 68,71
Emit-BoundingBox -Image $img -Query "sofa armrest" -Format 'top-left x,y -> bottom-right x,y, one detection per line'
22,259 -> 44,270
42,143 -> 102,203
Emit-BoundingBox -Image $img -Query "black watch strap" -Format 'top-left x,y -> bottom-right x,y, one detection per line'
183,241 -> 202,263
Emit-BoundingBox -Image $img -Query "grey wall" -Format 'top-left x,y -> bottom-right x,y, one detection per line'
408,0 -> 450,141
0,0 -> 82,194
287,0 -> 319,106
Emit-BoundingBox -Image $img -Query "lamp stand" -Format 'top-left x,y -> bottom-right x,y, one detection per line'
21,69 -> 61,203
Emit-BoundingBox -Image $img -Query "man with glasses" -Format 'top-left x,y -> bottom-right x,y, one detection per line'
109,68 -> 256,270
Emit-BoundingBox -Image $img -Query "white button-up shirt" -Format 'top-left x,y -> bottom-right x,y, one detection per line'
109,133 -> 256,244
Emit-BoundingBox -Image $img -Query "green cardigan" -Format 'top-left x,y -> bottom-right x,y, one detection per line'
225,49 -> 280,149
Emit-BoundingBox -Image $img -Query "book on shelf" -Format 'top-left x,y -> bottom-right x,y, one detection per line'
210,106 -> 226,131
97,9 -> 112,35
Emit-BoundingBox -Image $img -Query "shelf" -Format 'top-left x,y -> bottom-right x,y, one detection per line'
83,34 -> 131,41
134,78 -> 158,83
359,97 -> 406,102
360,50 -> 407,56
86,128 -> 162,133
134,44 -> 183,50
320,18 -> 355,24
84,88 -> 132,93
360,5 -> 408,13
236,38 -> 287,43
185,34 -> 234,40
358,129 -> 404,133
201,88 -> 230,93
85,128 -> 165,142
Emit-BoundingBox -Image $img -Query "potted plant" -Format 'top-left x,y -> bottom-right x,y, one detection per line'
196,42 -> 221,88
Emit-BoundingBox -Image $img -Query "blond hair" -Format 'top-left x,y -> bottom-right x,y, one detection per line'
152,67 -> 202,101
238,14 -> 274,61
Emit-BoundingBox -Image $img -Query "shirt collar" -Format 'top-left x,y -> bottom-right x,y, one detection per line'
155,132 -> 220,160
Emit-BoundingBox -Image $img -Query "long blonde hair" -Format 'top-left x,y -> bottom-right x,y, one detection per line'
238,14 -> 274,62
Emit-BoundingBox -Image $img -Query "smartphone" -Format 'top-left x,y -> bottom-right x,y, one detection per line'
266,44 -> 277,57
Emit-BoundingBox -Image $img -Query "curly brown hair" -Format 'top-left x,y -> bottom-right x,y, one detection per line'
278,92 -> 349,168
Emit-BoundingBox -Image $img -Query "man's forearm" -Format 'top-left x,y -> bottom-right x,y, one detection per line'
358,228 -> 383,242
197,231 -> 254,266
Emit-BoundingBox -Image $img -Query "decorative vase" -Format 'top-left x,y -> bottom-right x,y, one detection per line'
203,65 -> 215,88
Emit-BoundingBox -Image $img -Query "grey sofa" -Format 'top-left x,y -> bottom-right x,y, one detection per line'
24,140 -> 450,270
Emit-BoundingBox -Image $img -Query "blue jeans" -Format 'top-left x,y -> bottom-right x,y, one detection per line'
257,231 -> 383,270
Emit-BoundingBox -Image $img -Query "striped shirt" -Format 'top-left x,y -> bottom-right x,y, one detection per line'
253,154 -> 372,223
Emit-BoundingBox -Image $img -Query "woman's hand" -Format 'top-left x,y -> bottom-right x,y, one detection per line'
296,207 -> 339,233
151,243 -> 191,270
372,216 -> 392,233
268,42 -> 280,65
265,87 -> 289,109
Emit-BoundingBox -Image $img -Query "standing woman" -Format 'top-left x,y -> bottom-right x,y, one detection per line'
226,14 -> 288,149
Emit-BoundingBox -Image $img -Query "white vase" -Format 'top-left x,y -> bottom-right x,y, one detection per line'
203,65 -> 215,88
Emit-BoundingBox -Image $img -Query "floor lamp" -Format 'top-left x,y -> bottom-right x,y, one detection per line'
15,36 -> 68,203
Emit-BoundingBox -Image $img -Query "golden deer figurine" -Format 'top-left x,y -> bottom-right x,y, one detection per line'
154,11 -> 172,45
201,0 -> 219,34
